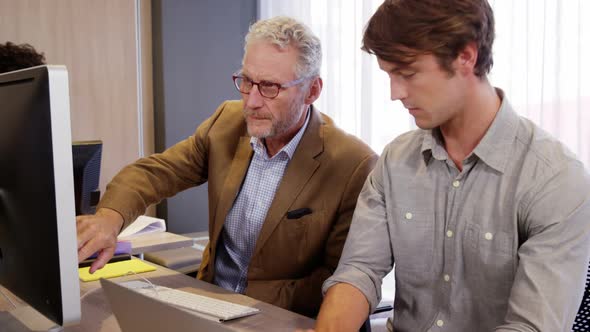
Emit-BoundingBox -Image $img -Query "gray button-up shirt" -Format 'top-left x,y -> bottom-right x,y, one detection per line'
324,91 -> 590,331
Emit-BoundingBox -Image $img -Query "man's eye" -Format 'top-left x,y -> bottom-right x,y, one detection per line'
260,81 -> 277,88
399,72 -> 416,78
238,77 -> 252,86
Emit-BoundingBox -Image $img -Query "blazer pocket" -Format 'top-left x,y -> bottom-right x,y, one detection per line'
300,210 -> 326,263
281,210 -> 325,266
262,210 -> 326,278
287,207 -> 313,219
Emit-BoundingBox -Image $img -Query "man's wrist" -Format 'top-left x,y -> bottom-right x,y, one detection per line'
96,207 -> 125,234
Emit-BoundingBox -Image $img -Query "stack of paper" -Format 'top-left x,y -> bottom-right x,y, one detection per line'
118,215 -> 166,239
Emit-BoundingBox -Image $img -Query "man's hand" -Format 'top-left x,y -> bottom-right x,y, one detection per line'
77,208 -> 124,273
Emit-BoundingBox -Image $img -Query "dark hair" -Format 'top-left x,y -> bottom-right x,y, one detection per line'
0,42 -> 46,74
362,0 -> 495,77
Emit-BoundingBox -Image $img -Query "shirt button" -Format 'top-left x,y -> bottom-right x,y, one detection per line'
446,230 -> 453,238
484,232 -> 493,240
405,212 -> 413,220
436,319 -> 444,327
452,180 -> 460,188
444,274 -> 450,282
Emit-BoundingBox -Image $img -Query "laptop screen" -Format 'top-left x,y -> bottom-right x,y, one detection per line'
100,279 -> 233,332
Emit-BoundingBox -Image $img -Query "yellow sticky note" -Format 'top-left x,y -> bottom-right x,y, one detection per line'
79,259 -> 157,282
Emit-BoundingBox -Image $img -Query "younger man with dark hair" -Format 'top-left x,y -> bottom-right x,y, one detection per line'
312,0 -> 590,331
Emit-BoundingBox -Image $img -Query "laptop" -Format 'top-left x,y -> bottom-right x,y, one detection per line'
100,278 -> 234,332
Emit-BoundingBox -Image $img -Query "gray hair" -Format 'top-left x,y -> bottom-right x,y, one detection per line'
245,16 -> 322,78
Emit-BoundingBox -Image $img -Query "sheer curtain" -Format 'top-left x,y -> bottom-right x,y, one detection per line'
259,0 -> 590,167
490,0 -> 590,166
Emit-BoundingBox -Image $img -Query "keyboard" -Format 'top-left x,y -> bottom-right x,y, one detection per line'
123,281 -> 260,321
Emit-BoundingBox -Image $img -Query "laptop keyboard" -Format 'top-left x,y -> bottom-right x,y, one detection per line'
124,281 -> 260,321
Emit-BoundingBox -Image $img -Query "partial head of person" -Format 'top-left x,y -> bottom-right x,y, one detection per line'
0,41 -> 46,74
232,16 -> 323,148
362,0 -> 495,129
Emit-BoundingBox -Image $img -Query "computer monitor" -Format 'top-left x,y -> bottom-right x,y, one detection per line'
0,65 -> 81,326
72,140 -> 102,215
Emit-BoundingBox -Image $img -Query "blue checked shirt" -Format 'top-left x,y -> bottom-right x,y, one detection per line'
213,110 -> 311,293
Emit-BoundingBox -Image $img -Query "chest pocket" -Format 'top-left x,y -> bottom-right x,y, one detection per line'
390,207 -> 435,275
261,210 -> 326,276
464,222 -> 516,294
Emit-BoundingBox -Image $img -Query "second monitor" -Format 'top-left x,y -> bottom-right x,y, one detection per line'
72,140 -> 102,216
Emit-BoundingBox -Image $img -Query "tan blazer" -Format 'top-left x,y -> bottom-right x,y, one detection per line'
99,100 -> 377,316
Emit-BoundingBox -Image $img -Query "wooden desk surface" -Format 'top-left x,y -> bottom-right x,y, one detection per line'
0,261 -> 315,331
126,231 -> 193,255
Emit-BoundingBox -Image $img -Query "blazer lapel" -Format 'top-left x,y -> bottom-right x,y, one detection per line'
211,136 -> 253,245
252,107 -> 324,256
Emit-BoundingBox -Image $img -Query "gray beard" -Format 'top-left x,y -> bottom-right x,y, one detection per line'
244,101 -> 306,139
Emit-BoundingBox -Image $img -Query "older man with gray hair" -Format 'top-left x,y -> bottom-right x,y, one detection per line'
76,16 -> 377,316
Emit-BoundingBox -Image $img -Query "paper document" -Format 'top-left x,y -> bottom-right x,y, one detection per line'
118,215 -> 166,239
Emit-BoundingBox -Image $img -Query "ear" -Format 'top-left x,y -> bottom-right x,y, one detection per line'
304,76 -> 323,104
456,41 -> 478,76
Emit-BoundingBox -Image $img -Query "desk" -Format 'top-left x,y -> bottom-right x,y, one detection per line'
126,231 -> 193,256
0,262 -> 315,331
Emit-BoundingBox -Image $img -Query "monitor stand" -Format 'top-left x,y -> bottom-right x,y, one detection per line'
0,296 -> 65,332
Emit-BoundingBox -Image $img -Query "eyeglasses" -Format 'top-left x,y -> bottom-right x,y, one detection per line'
232,71 -> 309,99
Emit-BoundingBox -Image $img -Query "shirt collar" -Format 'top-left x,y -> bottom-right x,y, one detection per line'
420,128 -> 447,164
250,107 -> 311,160
471,89 -> 519,173
421,88 -> 519,173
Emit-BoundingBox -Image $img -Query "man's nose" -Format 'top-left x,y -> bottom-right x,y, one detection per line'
389,77 -> 408,101
245,84 -> 264,108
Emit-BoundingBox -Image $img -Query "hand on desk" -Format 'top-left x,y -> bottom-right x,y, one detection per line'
77,208 -> 124,273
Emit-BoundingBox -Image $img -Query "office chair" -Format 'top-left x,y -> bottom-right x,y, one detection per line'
360,319 -> 372,332
572,261 -> 590,331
